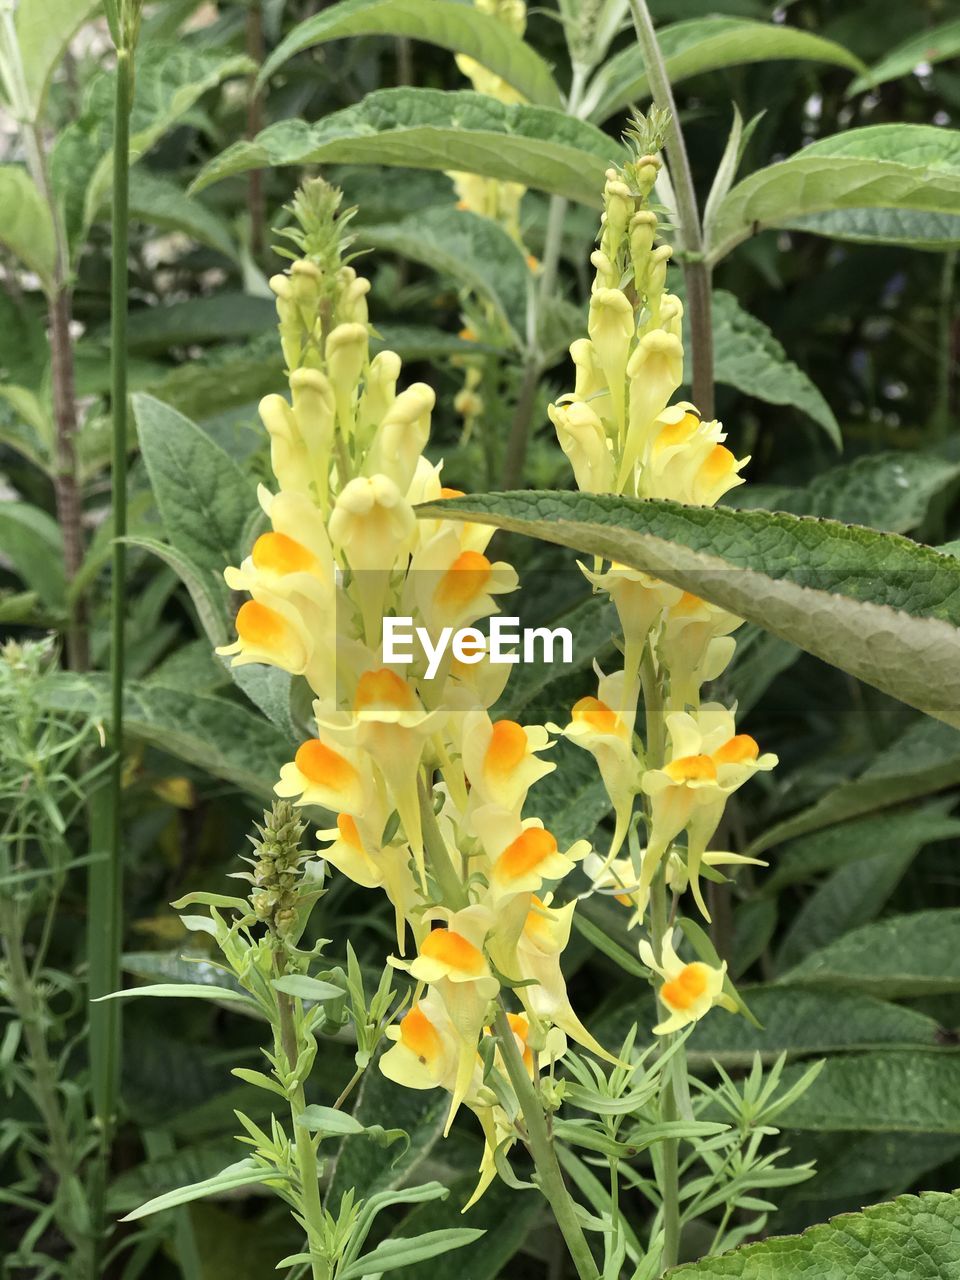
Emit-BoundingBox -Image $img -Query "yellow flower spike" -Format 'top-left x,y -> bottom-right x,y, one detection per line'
461,711 -> 555,813
548,401 -> 615,493
515,897 -> 619,1063
366,383 -> 436,493
620,330 -> 685,489
356,349 -> 401,447
258,393 -> 311,495
587,288 -> 635,433
274,736 -> 369,815
638,933 -> 735,1035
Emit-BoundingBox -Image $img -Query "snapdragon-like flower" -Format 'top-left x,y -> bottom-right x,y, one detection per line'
639,934 -> 736,1035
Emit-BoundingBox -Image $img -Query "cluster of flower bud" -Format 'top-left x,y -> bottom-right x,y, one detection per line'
245,801 -> 309,937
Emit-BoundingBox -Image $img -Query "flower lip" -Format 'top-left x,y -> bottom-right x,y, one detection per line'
663,753 -> 717,783
485,720 -> 528,775
434,550 -> 493,609
661,962 -> 709,1011
713,734 -> 759,765
252,531 -> 319,576
354,668 -> 416,714
571,696 -> 621,735
295,739 -> 359,791
399,1005 -> 443,1065
419,927 -> 486,976
497,828 -> 559,880
236,600 -> 287,647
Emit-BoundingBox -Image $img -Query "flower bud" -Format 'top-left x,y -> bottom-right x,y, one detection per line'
290,368 -> 336,466
336,267 -> 371,325
620,331 -> 684,485
329,474 -> 415,572
357,349 -> 402,444
588,288 -> 635,432
259,394 -> 309,494
367,383 -> 435,494
326,322 -> 369,431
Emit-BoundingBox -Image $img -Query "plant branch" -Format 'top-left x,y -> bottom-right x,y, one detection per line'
627,0 -> 714,419
495,1004 -> 600,1280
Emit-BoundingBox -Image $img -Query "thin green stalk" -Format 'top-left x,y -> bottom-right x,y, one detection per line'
934,249 -> 956,441
626,0 -> 714,420
89,33 -> 133,1129
277,989 -> 330,1280
418,777 -> 469,909
494,1004 -> 600,1280
640,646 -> 681,1275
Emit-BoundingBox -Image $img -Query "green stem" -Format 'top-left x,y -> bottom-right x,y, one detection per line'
626,0 -> 714,420
418,777 -> 469,909
495,1005 -> 599,1280
640,646 -> 681,1275
933,249 -> 956,441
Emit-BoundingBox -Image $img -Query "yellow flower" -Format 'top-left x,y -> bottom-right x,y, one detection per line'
638,934 -> 735,1035
318,812 -> 423,953
516,897 -> 618,1062
461,712 -> 554,813
367,383 -> 436,493
393,906 -> 500,1133
380,995 -> 462,1091
548,400 -> 615,493
620,331 -> 684,486
552,670 -> 640,858
410,530 -> 518,635
641,705 -> 777,918
659,591 -> 742,710
329,475 -> 414,571
274,736 -> 370,815
472,809 -> 586,902
588,288 -> 635,431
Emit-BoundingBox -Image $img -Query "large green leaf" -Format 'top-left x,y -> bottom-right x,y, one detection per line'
259,0 -> 561,107
599,986 -> 941,1068
668,1191 -> 960,1279
849,18 -> 960,94
779,910 -> 960,997
14,0 -> 100,121
784,208 -> 960,252
711,289 -> 839,445
0,167 -> 56,291
0,502 -> 65,608
126,170 -> 237,260
133,393 -> 257,575
734,452 -> 960,534
419,491 -> 960,727
581,18 -> 864,124
41,673 -> 289,796
776,846 -> 934,972
705,125 -> 960,262
123,294 -> 276,355
356,207 -> 531,344
779,1053 -> 960,1134
764,800 -> 960,893
191,89 -> 616,205
749,717 -> 960,855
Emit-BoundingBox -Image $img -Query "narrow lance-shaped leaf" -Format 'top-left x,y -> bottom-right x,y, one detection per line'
705,125 -> 960,262
581,18 -> 865,125
191,89 -> 617,206
420,491 -> 960,728
848,17 -> 960,95
259,0 -> 562,107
